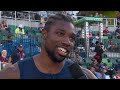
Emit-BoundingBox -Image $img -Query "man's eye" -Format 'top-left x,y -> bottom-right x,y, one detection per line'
57,32 -> 65,36
70,37 -> 75,42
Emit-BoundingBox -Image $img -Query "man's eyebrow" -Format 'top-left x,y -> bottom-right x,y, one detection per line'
72,32 -> 76,36
58,29 -> 65,32
57,29 -> 76,36
71,31 -> 76,37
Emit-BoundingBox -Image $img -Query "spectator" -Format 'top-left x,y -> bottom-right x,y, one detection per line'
0,19 -> 10,33
96,68 -> 109,79
95,33 -> 100,40
34,13 -> 40,20
89,66 -> 97,76
115,26 -> 120,38
116,11 -> 120,26
7,35 -> 13,43
91,59 -> 100,72
8,44 -> 25,64
117,19 -> 120,26
107,39 -> 119,52
74,51 -> 83,66
115,26 -> 120,47
114,61 -> 120,71
94,12 -> 99,17
0,50 -> 11,69
107,67 -> 115,79
103,27 -> 110,36
0,50 -> 8,63
106,59 -> 113,68
94,41 -> 103,64
38,23 -> 44,32
90,14 -> 93,17
92,34 -> 98,47
113,70 -> 120,79
15,24 -> 25,35
99,62 -> 108,71
76,30 -> 81,37
99,13 -> 103,18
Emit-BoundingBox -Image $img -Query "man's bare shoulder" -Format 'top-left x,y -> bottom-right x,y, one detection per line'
80,66 -> 97,79
0,63 -> 20,79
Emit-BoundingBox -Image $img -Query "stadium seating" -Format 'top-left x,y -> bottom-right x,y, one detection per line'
24,26 -> 31,34
8,25 -> 16,34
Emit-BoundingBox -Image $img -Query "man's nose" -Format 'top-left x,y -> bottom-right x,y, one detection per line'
61,37 -> 71,47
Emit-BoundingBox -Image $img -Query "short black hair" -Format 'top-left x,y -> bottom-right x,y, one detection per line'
44,13 -> 74,31
96,41 -> 99,44
75,51 -> 80,55
40,22 -> 43,24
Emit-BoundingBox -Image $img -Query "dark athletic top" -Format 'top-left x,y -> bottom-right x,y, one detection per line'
18,57 -> 74,79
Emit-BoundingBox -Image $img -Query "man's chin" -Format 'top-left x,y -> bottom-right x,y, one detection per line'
53,59 -> 65,63
52,56 -> 66,63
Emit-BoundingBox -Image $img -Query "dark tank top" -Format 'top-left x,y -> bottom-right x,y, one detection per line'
18,57 -> 74,79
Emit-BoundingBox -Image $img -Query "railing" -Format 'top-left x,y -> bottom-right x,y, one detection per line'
75,35 -> 120,58
0,32 -> 120,60
0,11 -> 117,28
76,16 -> 117,27
0,11 -> 47,27
0,11 -> 42,21
0,33 -> 41,58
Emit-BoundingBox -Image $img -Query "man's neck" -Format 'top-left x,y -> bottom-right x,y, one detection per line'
34,51 -> 65,74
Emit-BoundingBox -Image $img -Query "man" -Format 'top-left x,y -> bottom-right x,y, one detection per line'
113,70 -> 120,79
89,66 -> 97,76
15,24 -> 25,35
94,41 -> 103,64
103,27 -> 110,36
0,14 -> 97,79
115,26 -> 120,47
8,44 -> 25,64
38,23 -> 44,32
74,51 -> 83,66
1,19 -> 11,33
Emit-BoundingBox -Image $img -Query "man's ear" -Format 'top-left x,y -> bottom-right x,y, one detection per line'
42,30 -> 47,40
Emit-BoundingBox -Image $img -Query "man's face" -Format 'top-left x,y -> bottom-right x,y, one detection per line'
90,67 -> 95,73
100,62 -> 104,66
94,60 -> 98,65
19,27 -> 22,30
105,27 -> 108,30
43,21 -> 76,63
18,47 -> 23,51
76,53 -> 79,58
40,24 -> 43,28
118,73 -> 120,77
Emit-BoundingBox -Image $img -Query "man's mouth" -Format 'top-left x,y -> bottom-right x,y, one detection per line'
57,47 -> 68,56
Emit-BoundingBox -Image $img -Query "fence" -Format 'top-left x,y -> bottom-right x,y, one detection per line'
0,32 -> 120,61
0,11 -> 47,28
0,33 -> 42,58
76,16 -> 117,28
75,36 -> 120,59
